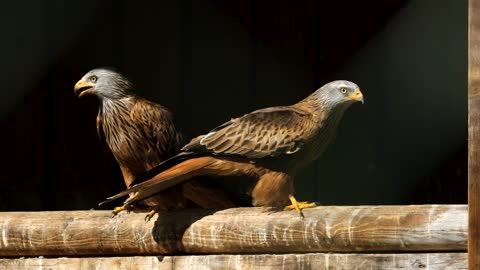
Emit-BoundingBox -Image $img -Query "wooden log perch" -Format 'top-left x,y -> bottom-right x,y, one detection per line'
0,253 -> 467,270
0,205 -> 466,257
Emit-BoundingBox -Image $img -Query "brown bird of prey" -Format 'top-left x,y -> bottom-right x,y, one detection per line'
101,80 -> 364,218
74,68 -> 236,219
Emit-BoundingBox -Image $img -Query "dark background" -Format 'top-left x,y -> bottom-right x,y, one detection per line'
0,0 -> 467,211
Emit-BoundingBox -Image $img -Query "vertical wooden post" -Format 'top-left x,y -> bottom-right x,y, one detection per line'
469,0 -> 480,269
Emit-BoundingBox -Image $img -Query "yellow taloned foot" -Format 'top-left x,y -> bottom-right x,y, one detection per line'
144,207 -> 159,222
112,205 -> 133,217
284,195 -> 317,219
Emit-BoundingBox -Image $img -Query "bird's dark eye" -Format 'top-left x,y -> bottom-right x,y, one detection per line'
90,76 -> 97,82
340,87 -> 348,94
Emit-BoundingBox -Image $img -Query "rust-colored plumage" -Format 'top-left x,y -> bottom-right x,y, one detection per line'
74,68 -> 236,217
102,80 -> 364,218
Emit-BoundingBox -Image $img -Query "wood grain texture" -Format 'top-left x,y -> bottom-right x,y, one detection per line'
0,205 -> 467,257
470,1 -> 480,269
0,253 -> 467,270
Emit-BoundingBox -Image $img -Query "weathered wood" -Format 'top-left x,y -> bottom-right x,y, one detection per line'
0,253 -> 467,270
469,0 -> 480,269
0,205 -> 466,257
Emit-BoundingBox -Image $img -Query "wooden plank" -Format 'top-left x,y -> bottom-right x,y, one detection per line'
0,205 -> 466,257
469,0 -> 480,269
0,253 -> 467,270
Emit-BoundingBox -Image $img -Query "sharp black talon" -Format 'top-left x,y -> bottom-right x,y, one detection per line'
145,214 -> 153,223
300,211 -> 305,219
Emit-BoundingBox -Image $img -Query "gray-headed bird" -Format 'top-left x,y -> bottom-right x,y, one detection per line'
101,80 -> 364,218
74,68 -> 236,219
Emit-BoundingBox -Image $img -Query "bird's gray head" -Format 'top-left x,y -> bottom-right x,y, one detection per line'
74,68 -> 133,100
313,80 -> 364,108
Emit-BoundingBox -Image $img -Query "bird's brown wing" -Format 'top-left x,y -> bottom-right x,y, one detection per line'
100,106 -> 315,207
111,97 -> 182,186
129,98 -> 238,209
182,106 -> 314,158
129,97 -> 182,168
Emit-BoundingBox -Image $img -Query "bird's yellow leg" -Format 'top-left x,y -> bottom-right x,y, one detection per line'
284,195 -> 317,218
144,206 -> 160,222
112,204 -> 134,217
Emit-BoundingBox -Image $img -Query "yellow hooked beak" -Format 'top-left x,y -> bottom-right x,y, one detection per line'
347,89 -> 364,104
74,80 -> 94,97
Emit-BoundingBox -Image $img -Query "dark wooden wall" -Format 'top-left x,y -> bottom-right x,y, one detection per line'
0,0 -> 467,211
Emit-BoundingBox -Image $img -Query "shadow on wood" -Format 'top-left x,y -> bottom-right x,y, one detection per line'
151,208 -> 220,253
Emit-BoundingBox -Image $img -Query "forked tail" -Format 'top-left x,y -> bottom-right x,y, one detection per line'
98,156 -> 217,207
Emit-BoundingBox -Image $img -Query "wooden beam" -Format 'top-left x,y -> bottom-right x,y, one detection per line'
470,1 -> 480,270
0,205 -> 466,257
0,253 -> 467,270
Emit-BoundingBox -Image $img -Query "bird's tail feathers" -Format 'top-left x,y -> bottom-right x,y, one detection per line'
128,151 -> 201,188
98,156 -> 216,207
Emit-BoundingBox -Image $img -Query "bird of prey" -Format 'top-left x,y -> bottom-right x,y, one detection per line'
74,68 -> 236,219
101,80 -> 364,218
